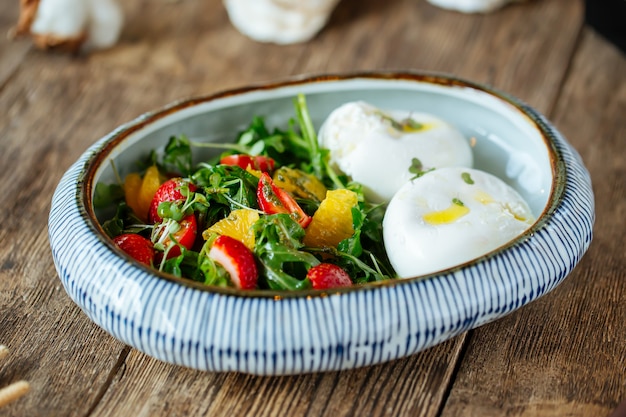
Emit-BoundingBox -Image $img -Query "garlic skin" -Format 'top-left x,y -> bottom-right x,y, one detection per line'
427,0 -> 521,13
223,0 -> 341,44
12,0 -> 124,53
30,0 -> 89,38
27,0 -> 88,52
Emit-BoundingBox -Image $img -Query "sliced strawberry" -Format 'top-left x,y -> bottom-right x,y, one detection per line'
220,154 -> 275,173
157,214 -> 198,258
257,172 -> 312,228
148,178 -> 197,224
307,263 -> 353,290
113,233 -> 155,266
208,235 -> 258,290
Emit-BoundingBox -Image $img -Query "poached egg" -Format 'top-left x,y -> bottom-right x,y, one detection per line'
318,101 -> 473,202
383,167 -> 535,278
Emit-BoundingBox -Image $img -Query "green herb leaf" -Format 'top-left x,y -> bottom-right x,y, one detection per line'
461,172 -> 474,185
294,94 -> 345,189
253,214 -> 319,290
191,164 -> 259,224
337,206 -> 364,257
93,183 -> 124,209
408,158 -> 434,180
376,111 -> 424,132
101,202 -> 149,238
162,135 -> 193,176
403,118 -> 424,131
197,245 -> 231,287
333,201 -> 394,283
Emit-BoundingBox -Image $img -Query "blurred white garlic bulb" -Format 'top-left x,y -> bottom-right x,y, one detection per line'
85,0 -> 125,50
11,0 -> 124,53
427,0 -> 521,13
223,0 -> 342,44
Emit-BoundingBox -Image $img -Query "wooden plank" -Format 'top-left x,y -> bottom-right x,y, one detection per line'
299,0 -> 584,114
88,338 -> 463,417
82,0 -> 585,113
0,50 -> 132,416
0,0 -> 31,88
441,27 -> 626,417
0,0 -> 588,416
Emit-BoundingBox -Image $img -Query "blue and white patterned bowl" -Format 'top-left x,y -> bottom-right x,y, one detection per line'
48,72 -> 594,375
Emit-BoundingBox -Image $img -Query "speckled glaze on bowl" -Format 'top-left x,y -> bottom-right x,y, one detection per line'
48,72 -> 594,375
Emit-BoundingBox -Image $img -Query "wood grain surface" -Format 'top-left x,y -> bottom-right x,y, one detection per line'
0,0 -> 624,416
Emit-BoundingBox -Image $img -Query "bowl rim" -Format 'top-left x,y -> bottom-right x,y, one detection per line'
79,70 -> 565,299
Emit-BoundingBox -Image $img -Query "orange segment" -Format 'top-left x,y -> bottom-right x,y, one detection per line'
272,167 -> 327,202
303,189 -> 358,248
123,173 -> 143,219
123,165 -> 162,222
138,166 -> 162,218
203,209 -> 260,250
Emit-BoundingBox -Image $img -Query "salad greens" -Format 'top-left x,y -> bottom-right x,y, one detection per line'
99,94 -> 396,290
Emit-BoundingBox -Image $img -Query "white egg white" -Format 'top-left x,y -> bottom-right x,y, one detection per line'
318,101 -> 473,203
383,167 -> 535,278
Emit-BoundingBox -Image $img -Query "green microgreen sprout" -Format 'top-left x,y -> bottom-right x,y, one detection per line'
376,111 -> 424,132
409,157 -> 435,180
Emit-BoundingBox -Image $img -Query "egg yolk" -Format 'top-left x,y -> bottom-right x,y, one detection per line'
423,201 -> 470,225
474,190 -> 494,204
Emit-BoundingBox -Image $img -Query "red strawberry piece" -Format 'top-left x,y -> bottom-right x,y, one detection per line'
113,234 -> 155,266
307,263 -> 353,290
257,172 -> 312,228
208,235 -> 258,290
159,214 -> 198,259
148,178 -> 197,224
220,154 -> 276,173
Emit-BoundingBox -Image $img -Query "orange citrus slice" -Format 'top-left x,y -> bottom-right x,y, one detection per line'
203,209 -> 260,250
303,189 -> 358,248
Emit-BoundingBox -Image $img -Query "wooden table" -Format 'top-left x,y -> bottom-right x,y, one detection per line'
1,0 -> 624,415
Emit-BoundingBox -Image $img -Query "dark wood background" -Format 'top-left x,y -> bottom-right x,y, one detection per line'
1,0 -> 624,415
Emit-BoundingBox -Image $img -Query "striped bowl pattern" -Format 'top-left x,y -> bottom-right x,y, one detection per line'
48,73 -> 594,375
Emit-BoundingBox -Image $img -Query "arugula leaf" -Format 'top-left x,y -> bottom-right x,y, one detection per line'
159,249 -> 187,277
162,135 -> 193,176
191,163 -> 259,225
155,245 -> 228,287
337,206 -> 364,257
294,94 -> 345,189
231,116 -> 310,168
93,183 -> 124,209
294,94 -> 322,177
253,214 -> 319,290
334,202 -> 393,283
101,202 -> 150,238
181,240 -> 230,286
198,254 -> 231,287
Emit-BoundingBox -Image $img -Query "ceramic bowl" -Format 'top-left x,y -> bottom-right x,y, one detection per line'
48,72 -> 594,375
